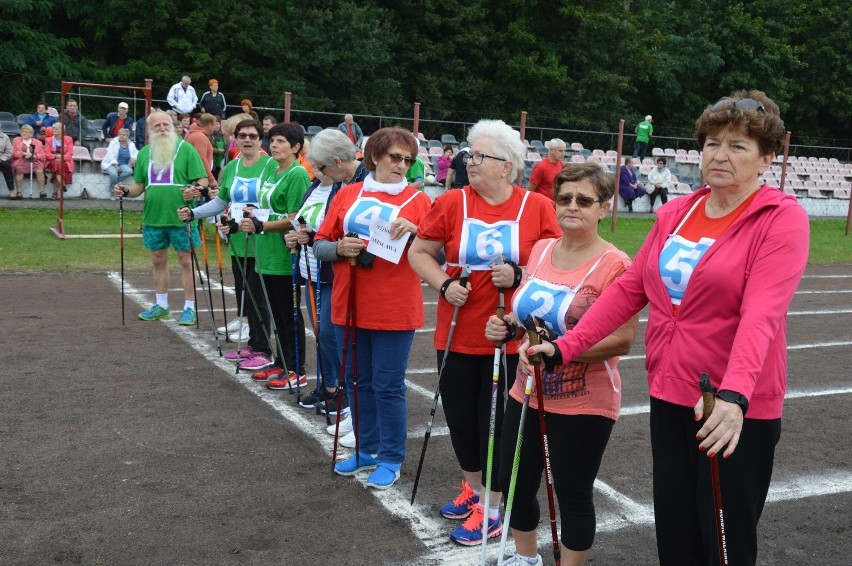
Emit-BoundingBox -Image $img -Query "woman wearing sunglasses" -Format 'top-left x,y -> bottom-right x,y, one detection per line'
314,127 -> 432,490
483,162 -> 638,566
525,90 -> 809,565
408,119 -> 560,545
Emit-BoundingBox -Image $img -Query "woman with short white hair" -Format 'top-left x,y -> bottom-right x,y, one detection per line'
101,128 -> 138,199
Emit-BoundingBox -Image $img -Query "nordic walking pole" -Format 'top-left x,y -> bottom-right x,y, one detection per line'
331,237 -> 359,471
497,349 -> 535,565
119,192 -> 126,326
290,247 -> 303,400
29,158 -> 34,198
700,372 -> 729,565
232,233 -> 251,373
525,315 -> 561,566
213,215 -> 230,342
410,265 -> 471,505
481,268 -> 507,564
198,218 -> 223,356
185,218 -> 223,356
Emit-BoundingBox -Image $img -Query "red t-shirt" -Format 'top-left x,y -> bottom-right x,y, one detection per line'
417,186 -> 561,355
528,159 -> 564,201
314,182 -> 432,331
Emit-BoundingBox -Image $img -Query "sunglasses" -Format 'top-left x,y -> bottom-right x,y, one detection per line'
386,153 -> 414,166
236,132 -> 260,140
712,97 -> 767,114
554,193 -> 600,208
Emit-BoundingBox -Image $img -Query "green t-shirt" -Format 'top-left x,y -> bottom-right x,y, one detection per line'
218,155 -> 274,258
635,120 -> 653,143
406,156 -> 426,189
252,160 -> 310,275
134,140 -> 208,227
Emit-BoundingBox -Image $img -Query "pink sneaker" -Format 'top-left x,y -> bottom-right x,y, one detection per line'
238,353 -> 274,371
224,345 -> 254,361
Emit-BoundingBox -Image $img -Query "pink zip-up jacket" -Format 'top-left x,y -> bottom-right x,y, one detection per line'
554,185 -> 809,419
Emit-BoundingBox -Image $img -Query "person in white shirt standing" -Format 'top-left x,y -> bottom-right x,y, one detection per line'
168,76 -> 198,115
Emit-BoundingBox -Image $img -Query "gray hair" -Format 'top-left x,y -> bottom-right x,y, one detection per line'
118,128 -> 130,136
544,138 -> 565,150
466,119 -> 527,182
307,128 -> 357,165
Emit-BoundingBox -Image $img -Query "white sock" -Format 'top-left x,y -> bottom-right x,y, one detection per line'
155,293 -> 168,309
184,300 -> 195,310
515,553 -> 540,564
472,487 -> 481,498
488,506 -> 500,520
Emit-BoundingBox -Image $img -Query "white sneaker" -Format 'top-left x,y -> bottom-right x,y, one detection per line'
339,430 -> 356,448
326,414 -> 353,436
502,553 -> 543,566
217,318 -> 245,334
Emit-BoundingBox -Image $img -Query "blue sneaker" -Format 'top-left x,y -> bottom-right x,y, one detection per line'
449,503 -> 502,546
138,304 -> 170,321
440,480 -> 479,519
365,463 -> 401,490
178,307 -> 196,326
334,453 -> 378,477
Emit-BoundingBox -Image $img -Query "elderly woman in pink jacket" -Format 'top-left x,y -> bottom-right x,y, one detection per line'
11,124 -> 46,199
525,90 -> 809,566
44,124 -> 75,199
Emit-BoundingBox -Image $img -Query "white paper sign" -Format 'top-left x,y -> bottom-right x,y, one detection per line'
229,203 -> 270,222
366,218 -> 407,264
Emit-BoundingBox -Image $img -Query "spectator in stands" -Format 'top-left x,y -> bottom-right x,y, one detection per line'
406,153 -> 426,190
199,79 -> 227,119
60,99 -> 89,145
11,124 -> 46,199
632,115 -> 653,160
25,102 -> 57,139
527,138 -> 567,200
436,146 -> 453,186
261,115 -> 276,154
101,127 -> 138,199
211,116 -> 225,178
103,102 -> 134,143
178,114 -> 192,138
135,116 -> 147,148
240,99 -> 260,123
337,113 -> 364,145
0,130 -> 14,195
619,156 -> 646,212
445,145 -> 470,189
184,113 -> 218,185
646,156 -> 672,210
168,75 -> 198,115
45,124 -> 74,199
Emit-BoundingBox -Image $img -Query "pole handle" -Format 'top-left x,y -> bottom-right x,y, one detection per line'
699,372 -> 716,419
523,315 -> 543,365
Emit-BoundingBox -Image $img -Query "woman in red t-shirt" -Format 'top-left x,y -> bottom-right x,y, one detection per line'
314,128 -> 432,490
409,119 -> 561,545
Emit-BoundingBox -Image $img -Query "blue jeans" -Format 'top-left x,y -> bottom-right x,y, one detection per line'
334,325 -> 414,464
305,281 -> 339,389
632,141 -> 648,160
107,164 -> 133,191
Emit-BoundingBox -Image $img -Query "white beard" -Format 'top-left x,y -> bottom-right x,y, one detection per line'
150,129 -> 178,172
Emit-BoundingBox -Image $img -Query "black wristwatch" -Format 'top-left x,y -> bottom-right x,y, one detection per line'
716,389 -> 748,416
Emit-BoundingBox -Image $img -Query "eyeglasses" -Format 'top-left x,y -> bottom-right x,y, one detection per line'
554,193 -> 600,208
462,152 -> 507,166
236,132 -> 260,140
386,153 -> 414,166
712,97 -> 767,114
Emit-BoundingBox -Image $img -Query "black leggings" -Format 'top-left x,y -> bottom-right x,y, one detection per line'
499,396 -> 614,551
650,397 -> 780,566
262,273 -> 306,375
231,255 -> 269,352
438,350 -> 517,490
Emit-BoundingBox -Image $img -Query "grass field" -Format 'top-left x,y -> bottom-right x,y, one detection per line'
0,208 -> 850,273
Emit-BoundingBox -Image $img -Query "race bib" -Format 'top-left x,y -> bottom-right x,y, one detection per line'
659,234 -> 715,304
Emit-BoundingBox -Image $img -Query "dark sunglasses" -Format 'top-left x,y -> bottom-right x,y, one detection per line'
387,153 -> 414,166
236,132 -> 260,140
712,97 -> 767,114
554,193 -> 600,208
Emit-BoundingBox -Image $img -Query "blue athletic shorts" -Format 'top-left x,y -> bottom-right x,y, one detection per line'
142,225 -> 201,252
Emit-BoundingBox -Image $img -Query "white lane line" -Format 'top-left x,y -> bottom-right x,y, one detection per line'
802,274 -> 852,279
795,290 -> 852,295
766,471 -> 852,502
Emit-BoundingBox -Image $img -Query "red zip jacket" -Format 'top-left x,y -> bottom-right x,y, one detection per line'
554,185 -> 809,419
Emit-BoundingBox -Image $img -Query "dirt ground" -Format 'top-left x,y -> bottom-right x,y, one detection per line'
1,262 -> 850,565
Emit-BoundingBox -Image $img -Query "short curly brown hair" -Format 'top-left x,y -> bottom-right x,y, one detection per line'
363,127 -> 419,172
553,162 -> 615,202
694,90 -> 785,156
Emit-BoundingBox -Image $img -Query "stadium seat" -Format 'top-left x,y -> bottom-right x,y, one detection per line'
459,142 -> 470,150
674,183 -> 692,194
306,125 -> 322,136
676,149 -> 687,156
530,140 -> 545,150
592,149 -> 605,158
570,155 -> 586,163
418,146 -> 429,156
73,145 -> 92,162
664,148 -> 676,157
807,188 -> 828,199
427,139 -> 442,149
92,147 -> 108,162
16,113 -> 29,125
539,147 -> 550,157
606,150 -> 617,159
579,148 -> 592,157
441,134 -> 459,146
429,146 -> 444,156
688,150 -> 700,157
0,111 -> 15,122
1,121 -> 21,136
833,188 -> 850,199
571,142 -> 584,151
526,152 -> 542,161
416,132 -> 427,143
651,147 -> 664,156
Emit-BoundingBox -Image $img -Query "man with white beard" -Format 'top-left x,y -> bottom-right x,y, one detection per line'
115,111 -> 209,325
